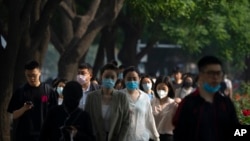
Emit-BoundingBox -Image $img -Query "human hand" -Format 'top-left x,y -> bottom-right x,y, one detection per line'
174,97 -> 182,104
70,126 -> 78,136
62,126 -> 78,137
154,137 -> 160,141
23,101 -> 34,111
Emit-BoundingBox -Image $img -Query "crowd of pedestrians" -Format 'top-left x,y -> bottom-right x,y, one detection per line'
7,55 -> 239,141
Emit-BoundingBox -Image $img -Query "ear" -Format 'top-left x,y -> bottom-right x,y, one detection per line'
198,73 -> 204,84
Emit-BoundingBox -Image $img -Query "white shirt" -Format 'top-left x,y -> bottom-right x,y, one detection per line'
120,89 -> 159,141
175,87 -> 194,99
224,78 -> 232,89
102,104 -> 111,132
58,97 -> 63,105
151,98 -> 178,135
79,85 -> 90,110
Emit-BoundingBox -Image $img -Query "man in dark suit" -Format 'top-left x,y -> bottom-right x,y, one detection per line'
76,63 -> 100,109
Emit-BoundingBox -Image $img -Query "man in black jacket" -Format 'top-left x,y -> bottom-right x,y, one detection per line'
40,81 -> 95,141
173,56 -> 239,141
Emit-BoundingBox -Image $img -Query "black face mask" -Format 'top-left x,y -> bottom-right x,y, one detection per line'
183,82 -> 192,88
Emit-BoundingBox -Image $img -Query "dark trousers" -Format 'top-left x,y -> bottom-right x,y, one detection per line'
149,134 -> 173,141
106,132 -> 109,141
160,134 -> 173,141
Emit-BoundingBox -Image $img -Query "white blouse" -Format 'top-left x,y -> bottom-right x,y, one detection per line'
120,89 -> 159,141
151,97 -> 178,135
175,87 -> 194,99
101,104 -> 111,132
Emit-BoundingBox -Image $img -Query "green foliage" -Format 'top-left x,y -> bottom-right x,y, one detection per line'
126,0 -> 195,23
159,0 -> 250,70
233,81 -> 250,125
120,0 -> 250,74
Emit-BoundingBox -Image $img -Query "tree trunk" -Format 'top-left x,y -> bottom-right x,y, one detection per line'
13,37 -> 32,89
58,25 -> 104,80
135,37 -> 158,65
58,0 -> 125,80
93,42 -> 105,77
118,22 -> 143,66
60,0 -> 74,47
104,25 -> 117,62
92,25 -> 117,76
13,0 -> 61,87
0,1 -> 61,141
0,1 -> 21,141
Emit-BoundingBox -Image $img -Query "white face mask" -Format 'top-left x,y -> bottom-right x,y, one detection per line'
76,74 -> 86,85
56,87 -> 64,95
142,83 -> 152,91
157,90 -> 168,99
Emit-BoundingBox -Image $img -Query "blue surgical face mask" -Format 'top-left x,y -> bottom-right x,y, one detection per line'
126,81 -> 139,90
202,83 -> 221,94
102,78 -> 115,89
56,87 -> 64,95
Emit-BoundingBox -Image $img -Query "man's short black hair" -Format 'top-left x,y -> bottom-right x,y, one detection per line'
24,60 -> 40,70
197,55 -> 223,72
172,66 -> 182,74
78,62 -> 92,69
123,66 -> 140,78
78,63 -> 93,73
100,63 -> 118,75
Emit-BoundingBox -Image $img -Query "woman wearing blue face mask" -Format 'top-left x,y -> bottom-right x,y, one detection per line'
52,78 -> 67,105
85,63 -> 130,141
139,74 -> 155,100
120,66 -> 160,141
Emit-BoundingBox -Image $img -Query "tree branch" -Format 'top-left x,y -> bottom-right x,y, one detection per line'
74,0 -> 125,55
59,0 -> 101,51
59,1 -> 76,20
20,0 -> 35,34
50,26 -> 64,54
136,38 -> 158,62
31,0 -> 62,48
74,0 -> 101,38
31,0 -> 42,25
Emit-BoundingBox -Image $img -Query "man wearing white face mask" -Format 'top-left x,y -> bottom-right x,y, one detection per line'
76,63 -> 100,110
139,74 -> 155,100
151,76 -> 178,141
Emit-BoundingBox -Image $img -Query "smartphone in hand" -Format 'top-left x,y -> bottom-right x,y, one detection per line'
25,101 -> 33,105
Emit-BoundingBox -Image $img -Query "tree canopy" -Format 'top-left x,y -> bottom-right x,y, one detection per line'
124,0 -> 250,77
160,0 -> 250,70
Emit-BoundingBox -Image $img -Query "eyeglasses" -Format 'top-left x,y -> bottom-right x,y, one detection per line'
25,74 -> 40,78
202,70 -> 223,77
